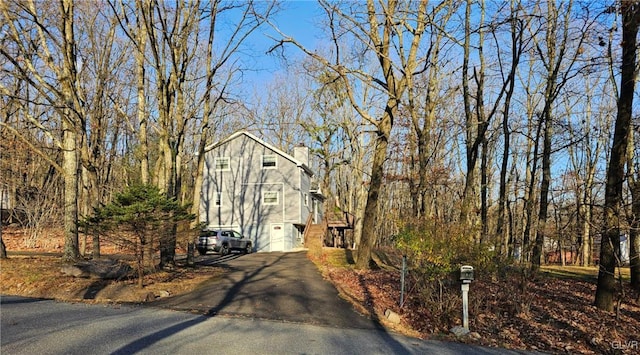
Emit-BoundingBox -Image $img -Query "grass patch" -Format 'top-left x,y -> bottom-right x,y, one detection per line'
323,248 -> 355,268
541,265 -> 631,281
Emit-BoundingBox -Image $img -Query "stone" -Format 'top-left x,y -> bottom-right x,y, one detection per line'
384,309 -> 401,324
60,260 -> 132,280
60,265 -> 90,278
450,325 -> 470,337
144,292 -> 156,302
158,290 -> 171,298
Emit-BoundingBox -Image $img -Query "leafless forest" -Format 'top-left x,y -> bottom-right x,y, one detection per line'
1,0 -> 639,311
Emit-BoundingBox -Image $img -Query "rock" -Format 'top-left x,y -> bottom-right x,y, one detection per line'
384,309 -> 401,324
60,265 -> 90,278
469,332 -> 482,340
144,292 -> 156,302
60,260 -> 132,280
93,261 -> 132,280
158,290 -> 171,298
450,325 -> 470,337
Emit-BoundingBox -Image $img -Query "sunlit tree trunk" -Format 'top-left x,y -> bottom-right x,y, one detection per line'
135,0 -> 149,185
0,188 -> 6,259
497,2 -> 525,256
60,0 -> 81,261
595,1 -> 640,311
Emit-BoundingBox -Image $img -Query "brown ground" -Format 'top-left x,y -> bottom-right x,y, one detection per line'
2,227 -> 639,354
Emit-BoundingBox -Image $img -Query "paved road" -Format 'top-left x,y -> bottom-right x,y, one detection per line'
152,251 -> 377,329
1,251 -> 540,354
1,295 -> 532,354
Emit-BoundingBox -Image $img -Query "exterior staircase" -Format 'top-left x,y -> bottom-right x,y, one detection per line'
304,218 -> 327,258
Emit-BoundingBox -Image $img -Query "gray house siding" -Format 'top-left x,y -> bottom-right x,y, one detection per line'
200,131 -> 317,252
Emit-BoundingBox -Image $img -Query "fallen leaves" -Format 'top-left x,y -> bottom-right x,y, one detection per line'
317,250 -> 640,354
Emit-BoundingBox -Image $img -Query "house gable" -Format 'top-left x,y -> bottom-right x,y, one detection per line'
200,130 -> 320,252
204,131 -> 313,177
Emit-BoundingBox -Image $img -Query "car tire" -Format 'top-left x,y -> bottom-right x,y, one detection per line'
245,243 -> 252,254
220,244 -> 230,256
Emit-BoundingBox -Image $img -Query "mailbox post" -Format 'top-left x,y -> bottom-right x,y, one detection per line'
459,265 -> 474,331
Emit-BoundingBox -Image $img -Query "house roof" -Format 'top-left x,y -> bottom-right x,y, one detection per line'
204,130 -> 314,176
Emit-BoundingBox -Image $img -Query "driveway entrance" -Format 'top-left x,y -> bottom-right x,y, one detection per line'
150,251 -> 378,329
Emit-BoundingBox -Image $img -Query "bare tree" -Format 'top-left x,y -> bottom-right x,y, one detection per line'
404,1 -> 456,219
530,0 -> 596,270
269,0 -> 430,269
595,1 -> 640,311
495,1 -> 528,256
0,0 -> 87,261
109,0 -> 276,266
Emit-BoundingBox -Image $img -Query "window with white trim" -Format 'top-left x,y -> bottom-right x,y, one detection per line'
214,157 -> 230,171
262,155 -> 277,169
262,191 -> 279,205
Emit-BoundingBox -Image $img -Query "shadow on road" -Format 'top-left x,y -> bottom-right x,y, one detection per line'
0,296 -> 51,305
149,251 -> 413,353
110,316 -> 209,355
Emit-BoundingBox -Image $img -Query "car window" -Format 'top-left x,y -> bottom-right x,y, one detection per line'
220,231 -> 229,238
233,231 -> 242,239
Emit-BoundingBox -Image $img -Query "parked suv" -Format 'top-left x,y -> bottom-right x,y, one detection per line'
197,229 -> 252,256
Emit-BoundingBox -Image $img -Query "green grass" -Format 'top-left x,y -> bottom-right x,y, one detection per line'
541,265 -> 631,281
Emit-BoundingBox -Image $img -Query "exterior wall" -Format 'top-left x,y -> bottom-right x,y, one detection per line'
200,132 -> 314,252
298,172 -> 312,225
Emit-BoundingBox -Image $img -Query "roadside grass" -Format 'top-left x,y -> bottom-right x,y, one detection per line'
323,248 -> 355,268
541,264 -> 631,282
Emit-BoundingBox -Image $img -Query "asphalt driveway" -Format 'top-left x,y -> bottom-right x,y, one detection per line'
150,251 -> 379,329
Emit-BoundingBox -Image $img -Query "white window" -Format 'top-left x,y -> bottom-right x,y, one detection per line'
262,191 -> 279,205
214,191 -> 222,206
215,157 -> 230,171
262,155 -> 277,169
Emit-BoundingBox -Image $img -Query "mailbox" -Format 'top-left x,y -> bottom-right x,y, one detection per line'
460,265 -> 474,283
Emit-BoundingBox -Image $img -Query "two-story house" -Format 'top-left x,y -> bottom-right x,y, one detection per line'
199,131 -> 324,252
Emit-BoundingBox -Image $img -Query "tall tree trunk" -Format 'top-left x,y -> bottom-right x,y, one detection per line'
61,0 -> 80,261
480,139 -> 489,244
532,110 -> 552,270
521,112 -> 541,262
630,181 -> 640,291
532,0 -> 569,270
135,1 -> 149,185
626,72 -> 640,293
595,1 -> 640,311
579,198 -> 592,266
0,188 -> 6,259
496,3 -> 523,256
62,115 -> 80,261
460,0 -> 476,230
356,117 -> 391,269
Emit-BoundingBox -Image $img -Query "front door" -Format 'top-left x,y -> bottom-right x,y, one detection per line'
270,223 -> 285,252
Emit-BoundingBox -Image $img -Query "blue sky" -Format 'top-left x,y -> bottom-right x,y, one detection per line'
240,1 -> 325,86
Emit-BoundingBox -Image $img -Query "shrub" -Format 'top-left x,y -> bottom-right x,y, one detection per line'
394,218 -> 498,328
79,184 -> 194,288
